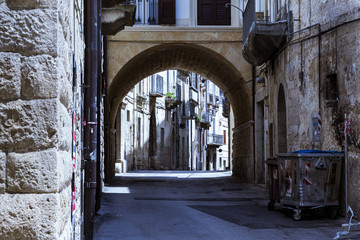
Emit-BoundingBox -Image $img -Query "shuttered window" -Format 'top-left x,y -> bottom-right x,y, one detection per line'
198,0 -> 231,25
159,0 -> 176,24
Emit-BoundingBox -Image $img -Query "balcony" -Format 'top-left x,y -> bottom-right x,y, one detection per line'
189,89 -> 199,105
165,92 -> 181,109
136,93 -> 147,108
207,134 -> 223,146
198,113 -> 210,130
134,0 -> 175,25
242,0 -> 288,66
102,0 -> 136,35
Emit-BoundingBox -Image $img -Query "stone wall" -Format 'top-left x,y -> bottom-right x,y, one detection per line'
232,121 -> 254,182
265,1 -> 360,216
0,0 -> 84,239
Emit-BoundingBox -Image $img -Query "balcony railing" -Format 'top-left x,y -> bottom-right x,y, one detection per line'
189,89 -> 199,105
135,0 -> 158,24
182,102 -> 196,119
207,134 -> 224,146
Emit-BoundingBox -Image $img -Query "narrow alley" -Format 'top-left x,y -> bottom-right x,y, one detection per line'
94,171 -> 351,240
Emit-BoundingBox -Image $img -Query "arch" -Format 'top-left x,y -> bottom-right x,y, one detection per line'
277,84 -> 287,153
106,42 -> 254,181
108,44 -> 252,128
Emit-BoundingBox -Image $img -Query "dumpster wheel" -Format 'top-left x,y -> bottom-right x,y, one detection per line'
293,210 -> 302,221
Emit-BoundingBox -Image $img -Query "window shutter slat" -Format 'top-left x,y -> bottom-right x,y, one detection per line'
158,0 -> 176,24
198,0 -> 231,25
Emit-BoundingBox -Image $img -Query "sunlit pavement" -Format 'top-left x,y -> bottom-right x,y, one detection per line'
94,171 -> 357,240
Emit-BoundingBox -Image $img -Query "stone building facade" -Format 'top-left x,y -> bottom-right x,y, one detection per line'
247,0 -> 360,215
0,0 -> 85,239
114,70 -> 229,173
1,0 -> 359,239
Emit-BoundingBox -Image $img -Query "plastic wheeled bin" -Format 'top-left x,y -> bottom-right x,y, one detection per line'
269,150 -> 343,220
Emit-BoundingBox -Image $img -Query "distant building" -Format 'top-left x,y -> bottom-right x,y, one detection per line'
115,70 -> 229,172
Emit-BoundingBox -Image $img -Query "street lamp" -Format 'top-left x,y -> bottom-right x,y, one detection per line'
225,3 -> 244,16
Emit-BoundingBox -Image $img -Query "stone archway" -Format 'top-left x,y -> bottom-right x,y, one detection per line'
106,31 -> 254,181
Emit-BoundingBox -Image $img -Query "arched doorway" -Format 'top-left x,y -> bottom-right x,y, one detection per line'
277,84 -> 287,153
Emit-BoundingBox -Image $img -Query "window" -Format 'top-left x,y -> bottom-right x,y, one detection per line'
159,0 -> 176,24
325,74 -> 338,102
223,130 -> 226,144
127,110 -> 130,122
198,0 -> 231,25
156,75 -> 164,94
191,73 -> 198,90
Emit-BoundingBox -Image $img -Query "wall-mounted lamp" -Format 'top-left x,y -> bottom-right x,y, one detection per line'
225,3 -> 244,16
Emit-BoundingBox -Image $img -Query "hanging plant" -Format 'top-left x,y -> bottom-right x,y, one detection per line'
165,92 -> 176,99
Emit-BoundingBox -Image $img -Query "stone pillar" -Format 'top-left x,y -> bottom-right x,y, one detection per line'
232,121 -> 254,183
0,1 -> 82,239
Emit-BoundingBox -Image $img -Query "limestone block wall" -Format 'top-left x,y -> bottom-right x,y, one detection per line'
232,121 -> 254,182
267,2 -> 360,216
0,0 -> 84,239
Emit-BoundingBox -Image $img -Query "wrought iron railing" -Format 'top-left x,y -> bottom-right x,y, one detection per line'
135,0 -> 158,24
189,89 -> 198,103
207,134 -> 224,145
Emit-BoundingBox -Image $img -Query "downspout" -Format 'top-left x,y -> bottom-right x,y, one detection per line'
96,0 -> 102,214
252,65 -> 256,182
84,0 -> 100,239
228,104 -> 231,171
103,36 -> 110,183
318,24 -> 322,149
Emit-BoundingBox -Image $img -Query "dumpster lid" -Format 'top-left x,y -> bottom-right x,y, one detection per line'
276,149 -> 344,157
292,150 -> 344,154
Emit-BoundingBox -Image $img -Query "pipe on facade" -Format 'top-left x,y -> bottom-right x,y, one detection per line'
318,25 -> 322,149
252,65 -> 256,182
84,0 -> 100,239
96,0 -> 103,214
103,36 -> 111,183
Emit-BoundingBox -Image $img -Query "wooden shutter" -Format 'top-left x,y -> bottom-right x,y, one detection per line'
198,0 -> 214,25
198,0 -> 231,25
214,0 -> 230,25
158,0 -> 176,24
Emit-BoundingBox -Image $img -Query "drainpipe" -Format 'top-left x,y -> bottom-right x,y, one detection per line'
84,0 -> 100,239
252,65 -> 256,182
96,0 -> 102,214
103,36 -> 110,183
